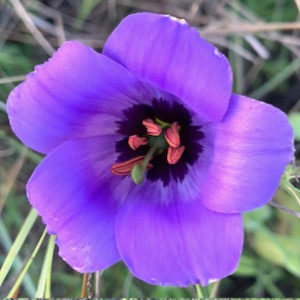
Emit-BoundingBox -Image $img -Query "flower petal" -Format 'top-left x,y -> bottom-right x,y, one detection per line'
27,135 -> 133,272
200,94 -> 294,213
7,41 -> 150,154
103,12 -> 232,123
116,195 -> 243,287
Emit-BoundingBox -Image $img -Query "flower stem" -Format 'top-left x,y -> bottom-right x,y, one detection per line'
195,284 -> 204,298
95,271 -> 102,297
81,273 -> 88,298
209,280 -> 220,297
195,283 -> 208,298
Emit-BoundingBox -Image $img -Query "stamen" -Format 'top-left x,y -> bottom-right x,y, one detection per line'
164,122 -> 180,148
142,118 -> 162,136
128,135 -> 148,150
167,146 -> 185,165
111,156 -> 153,176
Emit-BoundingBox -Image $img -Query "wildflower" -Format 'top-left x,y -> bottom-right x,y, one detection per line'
7,13 -> 294,286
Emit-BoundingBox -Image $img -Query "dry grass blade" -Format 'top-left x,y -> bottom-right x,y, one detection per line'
9,0 -> 55,55
0,147 -> 28,214
295,0 -> 300,12
269,200 -> 300,218
203,22 -> 300,35
55,14 -> 66,45
0,101 -> 7,112
0,75 -> 26,85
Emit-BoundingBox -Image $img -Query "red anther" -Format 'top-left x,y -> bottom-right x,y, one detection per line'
128,135 -> 148,150
111,156 -> 153,176
142,118 -> 162,136
167,146 -> 185,165
164,122 -> 180,148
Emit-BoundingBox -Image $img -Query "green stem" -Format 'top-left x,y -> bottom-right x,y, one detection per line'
195,283 -> 210,298
195,284 -> 204,298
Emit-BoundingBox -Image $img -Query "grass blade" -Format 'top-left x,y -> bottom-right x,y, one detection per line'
6,229 -> 47,297
35,234 -> 56,297
250,55 -> 300,99
0,219 -> 36,296
0,208 -> 38,287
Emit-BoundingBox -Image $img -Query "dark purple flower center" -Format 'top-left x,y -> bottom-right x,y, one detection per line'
112,99 -> 204,187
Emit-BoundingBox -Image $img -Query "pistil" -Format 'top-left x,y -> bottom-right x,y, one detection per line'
113,116 -> 187,183
131,144 -> 158,184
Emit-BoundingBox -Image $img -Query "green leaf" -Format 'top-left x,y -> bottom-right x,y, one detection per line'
276,235 -> 300,277
253,228 -> 300,277
243,205 -> 272,232
36,235 -> 56,297
77,0 -> 102,21
235,255 -> 258,277
288,112 -> 300,141
250,55 -> 300,99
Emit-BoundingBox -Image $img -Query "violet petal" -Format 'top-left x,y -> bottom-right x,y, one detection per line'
103,12 -> 233,123
27,135 -> 133,272
116,194 -> 243,286
7,41 -> 149,154
199,94 -> 294,213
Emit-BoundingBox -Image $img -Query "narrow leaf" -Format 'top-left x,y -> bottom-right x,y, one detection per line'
36,234 -> 56,297
0,208 -> 38,287
6,229 -> 47,297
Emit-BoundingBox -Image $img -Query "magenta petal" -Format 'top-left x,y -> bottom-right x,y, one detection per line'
27,136 -> 133,272
200,94 -> 294,213
103,13 -> 232,123
7,41 -> 149,154
116,195 -> 243,287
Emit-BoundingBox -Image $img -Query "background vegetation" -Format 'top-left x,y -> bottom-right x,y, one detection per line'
0,0 -> 300,297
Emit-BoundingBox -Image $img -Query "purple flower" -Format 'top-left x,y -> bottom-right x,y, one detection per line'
7,13 -> 294,287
